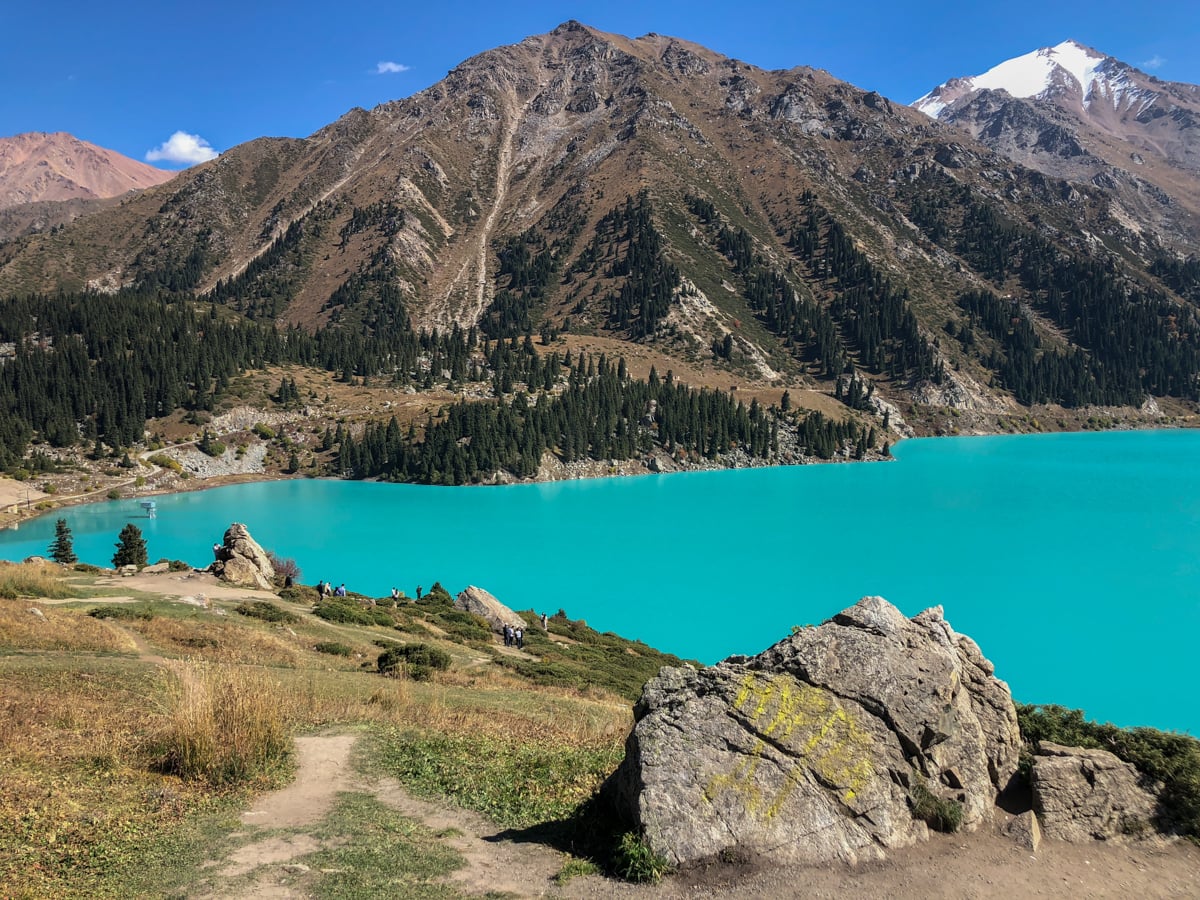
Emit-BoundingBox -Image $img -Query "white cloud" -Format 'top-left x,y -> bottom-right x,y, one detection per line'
1141,54 -> 1166,71
375,61 -> 410,74
145,131 -> 220,166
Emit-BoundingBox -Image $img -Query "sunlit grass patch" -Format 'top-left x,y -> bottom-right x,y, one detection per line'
0,560 -> 78,601
368,724 -> 624,829
132,616 -> 304,666
300,791 -> 464,899
0,599 -> 138,653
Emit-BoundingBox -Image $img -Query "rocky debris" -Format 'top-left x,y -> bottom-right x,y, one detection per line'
28,607 -> 44,619
170,443 -> 268,479
1031,742 -> 1158,841
211,523 -> 275,591
1004,810 -> 1042,851
455,586 -> 523,634
607,597 -> 1022,868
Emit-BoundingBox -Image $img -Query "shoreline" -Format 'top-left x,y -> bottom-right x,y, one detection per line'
4,416 -> 1198,532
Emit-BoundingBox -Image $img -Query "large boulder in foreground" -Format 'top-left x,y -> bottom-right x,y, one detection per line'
607,597 -> 1022,867
455,585 -> 523,634
211,523 -> 275,591
1031,742 -> 1158,841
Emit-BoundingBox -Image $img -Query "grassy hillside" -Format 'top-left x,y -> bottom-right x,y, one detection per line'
0,561 -> 682,897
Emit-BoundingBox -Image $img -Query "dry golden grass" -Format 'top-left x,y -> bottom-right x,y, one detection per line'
154,660 -> 309,787
0,598 -> 138,653
131,615 -> 305,666
0,560 -> 77,600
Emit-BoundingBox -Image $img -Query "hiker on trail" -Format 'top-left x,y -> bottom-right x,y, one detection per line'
334,583 -> 346,597
540,612 -> 548,630
503,624 -> 513,647
515,626 -> 524,650
212,543 -> 221,560
416,585 -> 423,600
317,580 -> 328,599
391,587 -> 400,603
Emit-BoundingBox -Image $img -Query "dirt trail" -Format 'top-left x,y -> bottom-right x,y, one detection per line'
198,732 -> 1200,900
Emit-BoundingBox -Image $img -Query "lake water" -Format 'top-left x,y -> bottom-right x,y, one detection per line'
2,430 -> 1197,735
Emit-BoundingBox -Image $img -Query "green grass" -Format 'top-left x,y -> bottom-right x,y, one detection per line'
301,792 -> 464,899
365,727 -> 624,829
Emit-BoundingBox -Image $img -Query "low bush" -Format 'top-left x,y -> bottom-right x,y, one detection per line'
314,600 -> 393,627
377,644 -> 452,680
72,562 -> 102,574
88,605 -> 155,621
235,601 -> 299,625
314,641 -> 353,656
1018,703 -> 1200,837
146,453 -> 183,474
278,585 -> 318,603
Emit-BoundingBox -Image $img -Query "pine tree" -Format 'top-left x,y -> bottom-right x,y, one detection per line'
48,518 -> 77,565
112,523 -> 148,569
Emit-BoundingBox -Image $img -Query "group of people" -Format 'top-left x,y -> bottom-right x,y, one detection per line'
316,580 -> 347,599
502,623 -> 525,649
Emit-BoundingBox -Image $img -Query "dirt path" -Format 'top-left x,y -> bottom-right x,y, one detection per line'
197,732 -> 1200,899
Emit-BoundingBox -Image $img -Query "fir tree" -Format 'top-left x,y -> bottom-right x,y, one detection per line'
112,523 -> 148,569
48,518 -> 77,565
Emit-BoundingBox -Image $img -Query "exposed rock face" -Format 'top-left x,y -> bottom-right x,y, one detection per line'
607,597 -> 1022,867
211,523 -> 275,591
1003,810 -> 1042,851
1031,742 -> 1158,840
455,585 -> 523,633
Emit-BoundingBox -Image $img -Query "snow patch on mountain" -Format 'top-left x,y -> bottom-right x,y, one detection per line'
914,40 -> 1142,117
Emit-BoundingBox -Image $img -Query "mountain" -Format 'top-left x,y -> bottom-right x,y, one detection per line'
913,41 -> 1200,250
0,132 -> 177,240
0,131 -> 176,207
1,22 -> 1198,453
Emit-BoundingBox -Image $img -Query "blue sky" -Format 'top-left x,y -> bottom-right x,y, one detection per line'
3,0 -> 1197,167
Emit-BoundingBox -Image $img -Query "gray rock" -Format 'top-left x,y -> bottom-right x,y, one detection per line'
1003,810 -> 1042,851
1031,742 -> 1158,841
607,596 -> 1022,867
211,523 -> 275,591
142,562 -> 171,574
455,585 -> 523,634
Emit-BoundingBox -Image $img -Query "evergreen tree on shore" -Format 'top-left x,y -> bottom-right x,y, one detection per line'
112,523 -> 148,569
48,518 -> 77,565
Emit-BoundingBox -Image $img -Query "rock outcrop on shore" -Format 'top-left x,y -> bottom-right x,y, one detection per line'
607,597 -> 1023,867
210,523 -> 275,591
1031,742 -> 1159,840
455,586 -> 524,634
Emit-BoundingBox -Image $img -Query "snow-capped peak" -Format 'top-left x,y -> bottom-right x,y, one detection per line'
913,40 -> 1133,118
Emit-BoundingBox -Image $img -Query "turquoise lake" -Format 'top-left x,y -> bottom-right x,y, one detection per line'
2,429 -> 1197,735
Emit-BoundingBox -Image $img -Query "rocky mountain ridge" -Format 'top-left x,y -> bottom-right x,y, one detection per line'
0,23 -> 1197,437
913,41 -> 1200,253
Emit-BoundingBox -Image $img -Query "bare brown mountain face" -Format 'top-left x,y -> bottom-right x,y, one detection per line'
914,41 -> 1200,252
1,23 -> 1198,422
0,132 -> 176,239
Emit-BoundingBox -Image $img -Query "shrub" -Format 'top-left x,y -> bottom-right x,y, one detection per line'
88,605 -> 154,621
167,559 -> 191,572
314,641 -> 353,656
235,601 -> 299,624
147,453 -> 183,474
909,777 -> 963,833
265,550 -> 301,584
73,562 -> 102,574
278,585 -> 318,603
614,832 -> 673,883
377,643 -> 452,679
106,489 -> 121,501
1017,703 -> 1200,837
253,423 -> 276,440
154,661 -> 293,787
314,600 -> 393,627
